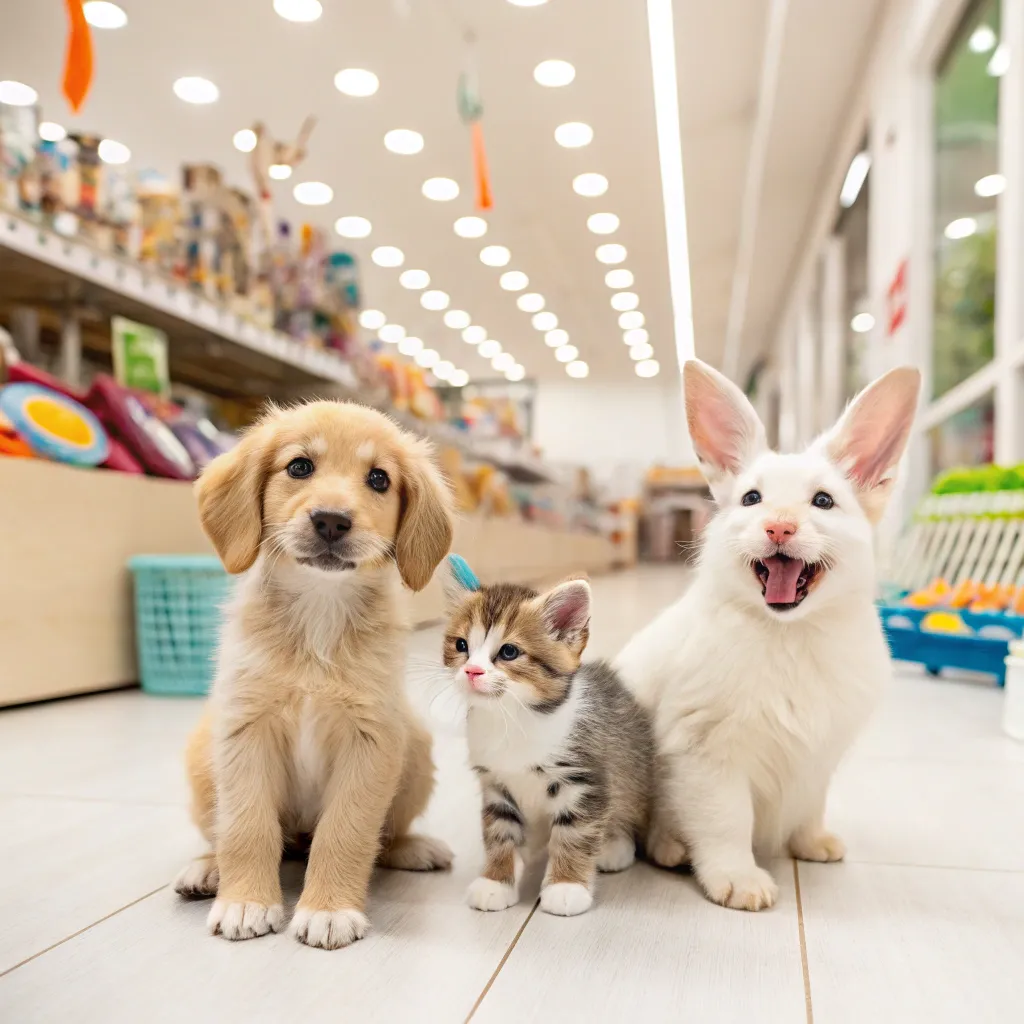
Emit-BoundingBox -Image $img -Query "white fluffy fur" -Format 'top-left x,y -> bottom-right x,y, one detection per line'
615,360 -> 920,911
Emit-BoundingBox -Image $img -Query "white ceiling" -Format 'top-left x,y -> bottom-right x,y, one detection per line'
1,0 -> 885,391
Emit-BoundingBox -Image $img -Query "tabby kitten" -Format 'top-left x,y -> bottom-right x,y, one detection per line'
442,558 -> 655,917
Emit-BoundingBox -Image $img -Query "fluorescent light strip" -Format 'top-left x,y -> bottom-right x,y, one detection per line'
646,0 -> 695,368
839,151 -> 870,209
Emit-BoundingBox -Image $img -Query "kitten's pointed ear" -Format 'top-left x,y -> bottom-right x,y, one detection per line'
816,366 -> 921,520
443,553 -> 480,606
538,577 -> 591,655
684,359 -> 766,494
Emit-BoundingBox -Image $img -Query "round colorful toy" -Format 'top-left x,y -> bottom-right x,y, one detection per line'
0,383 -> 109,466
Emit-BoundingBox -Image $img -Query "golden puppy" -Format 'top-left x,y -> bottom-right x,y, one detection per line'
173,401 -> 454,949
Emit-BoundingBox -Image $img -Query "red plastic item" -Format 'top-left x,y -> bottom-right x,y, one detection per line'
102,437 -> 144,474
7,362 -> 85,401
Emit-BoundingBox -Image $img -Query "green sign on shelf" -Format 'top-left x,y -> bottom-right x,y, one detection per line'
111,316 -> 170,397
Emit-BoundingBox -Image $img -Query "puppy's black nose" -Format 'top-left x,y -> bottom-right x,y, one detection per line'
311,511 -> 352,542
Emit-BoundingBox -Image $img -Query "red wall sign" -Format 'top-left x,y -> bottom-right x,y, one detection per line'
887,258 -> 908,337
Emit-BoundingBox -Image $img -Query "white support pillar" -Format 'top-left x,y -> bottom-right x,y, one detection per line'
796,294 -> 817,446
819,235 -> 846,429
59,308 -> 82,389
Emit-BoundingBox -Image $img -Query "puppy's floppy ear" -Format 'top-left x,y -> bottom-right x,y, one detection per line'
195,420 -> 274,574
395,435 -> 455,592
816,366 -> 921,521
683,359 -> 766,497
537,577 -> 591,656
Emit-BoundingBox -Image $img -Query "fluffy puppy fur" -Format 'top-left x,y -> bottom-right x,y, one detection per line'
173,400 -> 455,949
615,360 -> 920,911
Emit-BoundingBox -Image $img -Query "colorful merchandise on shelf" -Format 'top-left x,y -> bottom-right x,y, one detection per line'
0,101 -> 38,211
0,407 -> 35,458
0,382 -> 110,466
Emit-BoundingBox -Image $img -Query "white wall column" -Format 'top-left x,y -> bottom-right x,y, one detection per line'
819,235 -> 846,428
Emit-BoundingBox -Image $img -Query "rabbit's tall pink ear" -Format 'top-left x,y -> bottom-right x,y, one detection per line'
684,359 -> 766,489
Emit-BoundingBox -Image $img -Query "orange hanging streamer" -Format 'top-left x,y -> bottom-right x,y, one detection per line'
471,120 -> 493,211
62,0 -> 94,114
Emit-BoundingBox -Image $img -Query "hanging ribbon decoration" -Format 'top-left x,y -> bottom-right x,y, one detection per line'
457,34 -> 493,211
62,0 -> 94,114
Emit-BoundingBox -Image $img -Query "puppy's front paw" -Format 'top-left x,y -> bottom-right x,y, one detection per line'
540,882 -> 593,917
379,833 -> 454,871
467,876 -> 518,912
174,855 -> 219,899
291,907 -> 369,950
207,899 -> 283,940
647,828 -> 689,869
700,865 -> 778,912
790,830 -> 846,863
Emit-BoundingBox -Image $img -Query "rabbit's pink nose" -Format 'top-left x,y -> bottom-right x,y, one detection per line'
765,520 -> 798,542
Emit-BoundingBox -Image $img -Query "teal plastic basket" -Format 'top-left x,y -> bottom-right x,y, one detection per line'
128,555 -> 231,695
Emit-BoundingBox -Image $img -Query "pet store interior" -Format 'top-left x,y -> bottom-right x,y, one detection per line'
0,0 -> 1022,1020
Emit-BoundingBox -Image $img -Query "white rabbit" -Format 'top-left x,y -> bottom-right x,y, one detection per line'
615,359 -> 920,911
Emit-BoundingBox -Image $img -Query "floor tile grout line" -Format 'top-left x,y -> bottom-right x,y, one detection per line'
0,884 -> 168,980
463,900 -> 539,1023
833,859 -> 1024,875
792,860 -> 814,1024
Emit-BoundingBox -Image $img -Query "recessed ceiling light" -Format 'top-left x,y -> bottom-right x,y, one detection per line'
635,359 -> 660,378
517,293 -> 545,313
415,348 -> 440,368
493,352 -> 516,372
480,245 -> 511,267
173,76 -> 219,104
500,271 -> 529,291
268,164 -> 293,180
505,363 -> 527,382
384,129 -> 424,155
293,181 -> 333,205
421,290 -> 450,310
273,0 -> 323,21
444,310 -> 471,329
449,369 -> 470,387
359,309 -> 386,330
611,291 -> 639,311
566,360 -> 589,379
588,212 -> 619,234
422,177 -> 459,201
944,217 -> 977,240
434,360 -> 455,380
98,139 -> 131,165
532,312 -> 558,331
975,173 -> 1006,197
554,122 -> 593,148
38,122 -> 67,143
233,128 -> 257,152
399,336 -> 424,356
371,246 -> 405,267
335,215 -> 372,238
334,68 -> 379,97
399,269 -> 430,289
555,344 -> 579,363
454,215 -> 488,238
619,311 -> 645,329
970,25 -> 997,52
630,343 -> 654,360
850,312 -> 875,333
623,328 -> 649,346
545,329 -> 568,348
379,324 -> 406,343
597,244 -> 627,264
573,173 -> 608,197
83,2 -> 127,29
478,340 -> 502,359
605,268 -> 634,288
988,43 -> 1010,77
0,81 -> 38,107
534,60 -> 576,87
462,325 -> 487,344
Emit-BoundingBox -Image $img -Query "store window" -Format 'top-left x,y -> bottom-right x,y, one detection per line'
929,391 -> 995,475
932,0 -> 1000,399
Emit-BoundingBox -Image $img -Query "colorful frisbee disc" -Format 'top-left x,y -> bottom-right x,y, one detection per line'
0,383 -> 110,466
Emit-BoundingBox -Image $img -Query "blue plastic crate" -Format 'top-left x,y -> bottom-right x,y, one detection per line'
128,555 -> 230,695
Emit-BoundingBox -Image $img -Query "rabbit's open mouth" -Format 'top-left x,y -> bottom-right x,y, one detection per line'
752,555 -> 823,610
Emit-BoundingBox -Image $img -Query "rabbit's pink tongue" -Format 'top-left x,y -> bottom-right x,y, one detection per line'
763,556 -> 804,604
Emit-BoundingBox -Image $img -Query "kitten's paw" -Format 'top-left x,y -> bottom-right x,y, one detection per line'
291,907 -> 369,950
207,899 -> 283,940
540,882 -> 593,917
790,830 -> 846,863
379,833 -> 454,871
647,829 -> 689,869
597,834 -> 636,873
174,855 -> 219,898
700,865 -> 778,912
467,877 -> 518,912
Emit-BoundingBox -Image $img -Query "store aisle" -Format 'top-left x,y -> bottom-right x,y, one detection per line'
0,565 -> 1021,1023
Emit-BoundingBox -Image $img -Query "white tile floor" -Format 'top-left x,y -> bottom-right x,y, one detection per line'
1,565 -> 1022,1023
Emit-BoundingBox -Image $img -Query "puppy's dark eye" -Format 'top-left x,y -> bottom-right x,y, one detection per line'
455,638 -> 468,654
741,490 -> 762,506
287,457 -> 314,480
497,643 -> 520,661
367,468 -> 390,493
812,491 -> 835,510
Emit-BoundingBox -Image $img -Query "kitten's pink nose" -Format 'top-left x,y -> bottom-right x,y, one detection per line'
765,520 -> 798,542
465,665 -> 485,680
